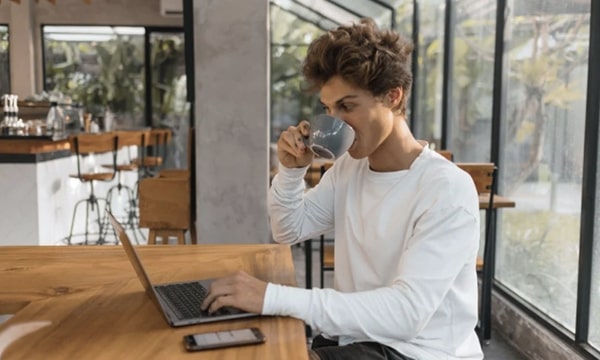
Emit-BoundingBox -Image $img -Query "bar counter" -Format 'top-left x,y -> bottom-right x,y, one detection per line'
0,131 -> 148,245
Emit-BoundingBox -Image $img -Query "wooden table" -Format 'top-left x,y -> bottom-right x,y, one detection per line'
0,245 -> 308,360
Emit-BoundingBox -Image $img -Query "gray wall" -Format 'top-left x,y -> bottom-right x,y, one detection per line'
193,0 -> 271,244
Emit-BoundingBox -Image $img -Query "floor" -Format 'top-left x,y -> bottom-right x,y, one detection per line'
291,243 -> 528,360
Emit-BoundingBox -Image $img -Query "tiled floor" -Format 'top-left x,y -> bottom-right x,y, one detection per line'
291,243 -> 528,360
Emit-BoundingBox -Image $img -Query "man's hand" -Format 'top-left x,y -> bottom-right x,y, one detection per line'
277,120 -> 314,168
200,271 -> 268,315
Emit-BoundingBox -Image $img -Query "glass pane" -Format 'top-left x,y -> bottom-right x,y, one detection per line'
448,0 -> 496,162
270,5 -> 325,145
395,1 -> 413,37
43,26 -> 145,129
591,102 -> 600,348
149,31 -> 187,169
0,25 -> 9,95
414,0 -> 445,147
271,0 -> 338,30
292,0 -> 360,25
496,0 -> 590,332
331,0 -> 393,29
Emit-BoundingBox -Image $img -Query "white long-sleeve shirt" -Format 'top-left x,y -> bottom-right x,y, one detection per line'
265,146 -> 484,360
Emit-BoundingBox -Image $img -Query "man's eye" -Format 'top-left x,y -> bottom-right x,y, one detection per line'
340,103 -> 352,112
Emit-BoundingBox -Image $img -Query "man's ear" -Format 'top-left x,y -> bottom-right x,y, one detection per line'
386,87 -> 403,108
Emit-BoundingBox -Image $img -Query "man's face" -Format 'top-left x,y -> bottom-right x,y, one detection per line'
320,76 -> 397,160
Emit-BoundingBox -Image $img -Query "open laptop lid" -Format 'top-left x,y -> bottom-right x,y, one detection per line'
107,212 -> 164,311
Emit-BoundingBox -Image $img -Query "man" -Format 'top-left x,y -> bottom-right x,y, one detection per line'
202,18 -> 483,360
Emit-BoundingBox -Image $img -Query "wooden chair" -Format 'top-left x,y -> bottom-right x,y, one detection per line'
138,128 -> 196,245
455,162 -> 497,342
138,176 -> 190,245
436,149 -> 454,161
133,128 -> 171,178
315,162 -> 335,288
65,133 -> 119,245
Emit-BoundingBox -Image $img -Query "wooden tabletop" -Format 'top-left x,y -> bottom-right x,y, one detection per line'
0,245 -> 308,360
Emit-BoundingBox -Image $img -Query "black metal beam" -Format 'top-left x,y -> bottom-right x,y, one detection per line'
290,0 -> 342,27
271,3 -> 332,32
576,0 -> 600,343
144,30 -> 152,127
490,0 -> 508,174
409,0 -> 419,132
183,0 -> 195,128
440,0 -> 454,150
326,0 -> 363,20
370,0 -> 396,29
479,0 -> 508,343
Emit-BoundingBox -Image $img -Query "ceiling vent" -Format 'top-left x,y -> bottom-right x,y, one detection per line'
160,0 -> 183,17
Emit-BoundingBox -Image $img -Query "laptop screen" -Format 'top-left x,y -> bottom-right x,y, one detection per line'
107,212 -> 162,308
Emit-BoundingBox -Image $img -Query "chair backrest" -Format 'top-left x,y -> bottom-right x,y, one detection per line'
115,130 -> 144,148
70,133 -> 118,155
305,161 -> 334,188
456,163 -> 495,195
138,177 -> 190,230
70,133 -> 119,179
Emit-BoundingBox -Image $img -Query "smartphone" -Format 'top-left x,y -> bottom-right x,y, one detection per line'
183,327 -> 266,351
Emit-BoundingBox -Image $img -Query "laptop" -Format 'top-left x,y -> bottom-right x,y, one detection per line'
107,212 -> 259,327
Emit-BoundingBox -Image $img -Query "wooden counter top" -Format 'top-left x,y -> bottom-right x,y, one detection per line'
0,138 -> 70,154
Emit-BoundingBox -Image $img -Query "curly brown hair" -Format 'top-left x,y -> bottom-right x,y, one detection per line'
302,18 -> 414,116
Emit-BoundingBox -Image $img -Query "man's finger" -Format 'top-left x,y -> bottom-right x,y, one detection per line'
208,294 -> 235,314
201,284 -> 233,311
298,120 -> 311,137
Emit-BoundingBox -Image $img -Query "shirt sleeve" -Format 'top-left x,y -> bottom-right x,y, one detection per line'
262,205 -> 479,342
268,163 -> 336,245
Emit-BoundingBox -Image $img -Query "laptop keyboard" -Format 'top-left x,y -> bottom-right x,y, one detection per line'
155,282 -> 209,320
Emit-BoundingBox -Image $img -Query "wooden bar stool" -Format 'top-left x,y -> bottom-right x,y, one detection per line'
133,128 -> 171,178
102,130 -> 146,244
65,133 -> 118,245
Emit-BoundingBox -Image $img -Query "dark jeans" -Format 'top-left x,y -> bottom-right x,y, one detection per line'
311,335 -> 415,360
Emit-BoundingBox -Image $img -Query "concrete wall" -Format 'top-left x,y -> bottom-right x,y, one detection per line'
2,0 -> 182,96
193,0 -> 271,244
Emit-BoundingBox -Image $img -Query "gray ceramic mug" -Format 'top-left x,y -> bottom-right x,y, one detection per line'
304,114 -> 355,160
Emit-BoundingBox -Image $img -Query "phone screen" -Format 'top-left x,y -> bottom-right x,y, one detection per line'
184,327 -> 265,351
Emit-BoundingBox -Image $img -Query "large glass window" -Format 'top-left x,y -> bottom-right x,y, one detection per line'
0,25 -> 9,95
43,26 -> 145,128
496,0 -> 590,331
590,100 -> 600,348
269,5 -> 325,144
448,0 -> 496,162
149,30 -> 187,168
414,0 -> 445,147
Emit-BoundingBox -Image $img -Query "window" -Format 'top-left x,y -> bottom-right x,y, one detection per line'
269,4 -> 325,144
448,0 -> 496,162
148,30 -> 187,169
414,0 -> 445,147
0,25 -> 9,95
43,26 -> 145,128
590,99 -> 600,348
496,0 -> 590,331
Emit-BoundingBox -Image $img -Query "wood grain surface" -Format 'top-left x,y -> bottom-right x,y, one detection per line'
0,245 -> 308,360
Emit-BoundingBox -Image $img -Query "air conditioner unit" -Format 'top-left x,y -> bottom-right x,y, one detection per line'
160,0 -> 183,17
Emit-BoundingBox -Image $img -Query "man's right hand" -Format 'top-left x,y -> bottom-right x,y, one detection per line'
277,120 -> 314,168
